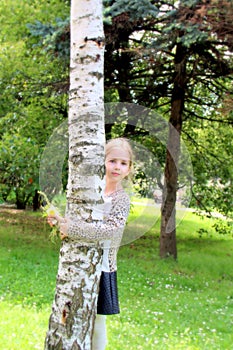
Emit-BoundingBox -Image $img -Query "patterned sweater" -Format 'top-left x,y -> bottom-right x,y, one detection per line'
68,190 -> 130,272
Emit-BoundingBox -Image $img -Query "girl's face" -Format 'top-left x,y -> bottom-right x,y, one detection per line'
105,148 -> 130,186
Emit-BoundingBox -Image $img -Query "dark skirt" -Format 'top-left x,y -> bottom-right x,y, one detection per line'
97,271 -> 120,315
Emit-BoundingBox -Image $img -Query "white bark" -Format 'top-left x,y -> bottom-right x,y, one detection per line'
44,0 -> 105,349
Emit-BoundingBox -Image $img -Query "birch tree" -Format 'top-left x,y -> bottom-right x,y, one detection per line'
44,0 -> 105,349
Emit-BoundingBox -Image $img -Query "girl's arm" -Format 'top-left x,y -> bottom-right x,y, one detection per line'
68,193 -> 130,242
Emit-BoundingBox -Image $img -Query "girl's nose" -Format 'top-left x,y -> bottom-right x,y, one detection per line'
114,161 -> 120,169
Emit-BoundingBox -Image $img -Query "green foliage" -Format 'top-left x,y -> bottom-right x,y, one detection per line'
212,219 -> 233,236
0,133 -> 40,208
27,17 -> 70,62
1,0 -> 233,219
0,0 -> 69,207
177,25 -> 209,47
186,115 -> 233,218
104,0 -> 159,20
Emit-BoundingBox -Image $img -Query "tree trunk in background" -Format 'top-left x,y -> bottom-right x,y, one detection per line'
160,43 -> 187,259
44,0 -> 105,349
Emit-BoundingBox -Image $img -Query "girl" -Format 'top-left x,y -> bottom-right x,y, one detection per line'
48,138 -> 134,350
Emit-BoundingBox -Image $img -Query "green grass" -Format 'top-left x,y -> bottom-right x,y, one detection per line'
0,207 -> 233,349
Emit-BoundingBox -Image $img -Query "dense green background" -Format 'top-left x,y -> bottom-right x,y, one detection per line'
1,0 -> 232,219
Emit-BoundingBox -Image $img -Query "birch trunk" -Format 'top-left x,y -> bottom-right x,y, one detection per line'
44,0 -> 105,349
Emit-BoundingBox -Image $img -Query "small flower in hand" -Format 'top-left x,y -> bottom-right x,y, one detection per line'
38,191 -> 66,241
46,206 -> 60,225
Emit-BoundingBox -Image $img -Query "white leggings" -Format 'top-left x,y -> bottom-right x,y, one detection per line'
92,315 -> 107,350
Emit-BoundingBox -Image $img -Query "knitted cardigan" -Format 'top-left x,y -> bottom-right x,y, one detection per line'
68,189 -> 130,272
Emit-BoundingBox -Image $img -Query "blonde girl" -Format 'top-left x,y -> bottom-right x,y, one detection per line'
48,138 -> 134,350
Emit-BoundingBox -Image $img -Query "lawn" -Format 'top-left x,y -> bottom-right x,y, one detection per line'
0,206 -> 233,349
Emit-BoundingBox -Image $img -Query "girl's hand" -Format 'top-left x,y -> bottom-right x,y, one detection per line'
46,206 -> 61,226
59,221 -> 68,240
47,215 -> 68,240
38,192 -> 68,241
47,215 -> 58,227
